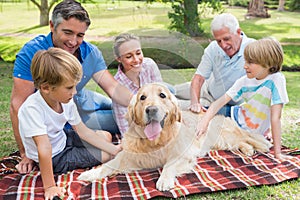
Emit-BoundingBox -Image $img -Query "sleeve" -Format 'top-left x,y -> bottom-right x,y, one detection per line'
18,104 -> 47,138
77,44 -> 107,91
112,102 -> 129,135
195,42 -> 215,79
271,73 -> 289,105
13,43 -> 37,81
145,58 -> 163,82
226,77 -> 245,102
66,100 -> 82,126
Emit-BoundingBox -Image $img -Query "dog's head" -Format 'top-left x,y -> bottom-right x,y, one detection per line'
126,83 -> 181,141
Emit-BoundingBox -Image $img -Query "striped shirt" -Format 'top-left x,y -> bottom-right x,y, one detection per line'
227,72 -> 289,135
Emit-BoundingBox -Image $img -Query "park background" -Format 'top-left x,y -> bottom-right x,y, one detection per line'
0,0 -> 299,199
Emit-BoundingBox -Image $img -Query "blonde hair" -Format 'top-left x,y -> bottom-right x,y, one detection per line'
113,33 -> 140,57
244,37 -> 283,74
31,48 -> 82,89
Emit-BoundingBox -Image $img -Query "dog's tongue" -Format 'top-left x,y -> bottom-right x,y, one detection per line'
144,120 -> 162,141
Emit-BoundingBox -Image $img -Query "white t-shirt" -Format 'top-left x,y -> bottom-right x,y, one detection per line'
18,90 -> 81,162
226,72 -> 289,135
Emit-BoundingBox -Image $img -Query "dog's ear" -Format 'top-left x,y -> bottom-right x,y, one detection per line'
125,94 -> 137,125
170,93 -> 182,123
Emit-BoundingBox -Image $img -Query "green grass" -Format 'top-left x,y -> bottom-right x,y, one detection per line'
0,2 -> 300,69
0,62 -> 299,199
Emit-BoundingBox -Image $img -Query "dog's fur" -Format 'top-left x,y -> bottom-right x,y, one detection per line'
78,83 -> 272,191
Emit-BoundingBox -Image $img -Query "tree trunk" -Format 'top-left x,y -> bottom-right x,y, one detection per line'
278,0 -> 285,11
30,0 -> 59,27
246,0 -> 270,18
183,0 -> 202,37
40,0 -> 49,26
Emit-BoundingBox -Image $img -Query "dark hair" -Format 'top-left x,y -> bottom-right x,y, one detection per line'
51,0 -> 91,29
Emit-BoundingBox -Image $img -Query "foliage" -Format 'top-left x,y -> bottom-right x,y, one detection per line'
168,0 -> 188,35
288,0 -> 300,11
168,0 -> 203,36
168,0 -> 224,36
226,0 -> 300,11
0,2 -> 299,69
227,0 -> 249,7
29,0 -> 60,26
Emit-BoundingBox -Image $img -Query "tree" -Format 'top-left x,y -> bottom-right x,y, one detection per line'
168,0 -> 203,36
278,0 -> 285,11
246,0 -> 270,18
30,0 -> 60,26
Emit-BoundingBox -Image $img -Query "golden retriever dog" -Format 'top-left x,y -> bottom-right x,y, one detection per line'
78,83 -> 272,191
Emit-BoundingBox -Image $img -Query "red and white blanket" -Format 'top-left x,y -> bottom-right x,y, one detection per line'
0,147 -> 299,199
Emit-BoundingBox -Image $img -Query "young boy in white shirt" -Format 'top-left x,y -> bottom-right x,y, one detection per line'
18,48 -> 122,199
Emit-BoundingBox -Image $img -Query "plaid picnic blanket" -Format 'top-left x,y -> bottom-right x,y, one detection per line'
0,147 -> 299,200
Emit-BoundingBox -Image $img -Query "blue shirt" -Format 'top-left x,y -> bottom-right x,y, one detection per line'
13,32 -> 107,92
195,33 -> 255,102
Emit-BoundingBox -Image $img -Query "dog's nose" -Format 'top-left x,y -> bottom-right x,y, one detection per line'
146,106 -> 158,117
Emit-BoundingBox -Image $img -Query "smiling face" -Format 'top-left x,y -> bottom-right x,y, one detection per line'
116,39 -> 143,74
213,27 -> 242,58
50,17 -> 88,55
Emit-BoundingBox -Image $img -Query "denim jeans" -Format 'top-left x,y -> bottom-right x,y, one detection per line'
73,88 -> 120,134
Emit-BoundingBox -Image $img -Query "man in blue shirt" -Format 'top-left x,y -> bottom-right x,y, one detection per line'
10,0 -> 131,174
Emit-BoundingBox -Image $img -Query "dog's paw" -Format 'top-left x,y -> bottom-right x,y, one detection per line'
156,176 -> 175,191
77,168 -> 104,182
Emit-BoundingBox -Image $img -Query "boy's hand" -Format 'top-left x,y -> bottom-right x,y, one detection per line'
15,155 -> 35,174
275,153 -> 293,161
195,120 -> 208,139
44,186 -> 65,200
112,144 -> 122,157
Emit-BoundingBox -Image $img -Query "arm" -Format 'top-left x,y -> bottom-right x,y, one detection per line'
112,102 -> 128,136
93,70 -> 132,107
33,135 -> 65,199
74,122 -> 121,156
189,74 -> 205,113
270,104 -> 283,159
10,77 -> 35,173
196,94 -> 232,136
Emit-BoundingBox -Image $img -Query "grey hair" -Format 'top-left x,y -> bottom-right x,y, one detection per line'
211,13 -> 239,35
51,0 -> 91,30
113,33 -> 140,57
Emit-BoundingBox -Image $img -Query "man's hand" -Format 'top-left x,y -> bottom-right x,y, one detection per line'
275,153 -> 293,162
15,155 -> 35,174
188,103 -> 208,113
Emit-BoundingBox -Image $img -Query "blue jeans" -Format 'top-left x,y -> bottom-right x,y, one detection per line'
217,104 -> 232,117
73,88 -> 120,134
202,104 -> 231,117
